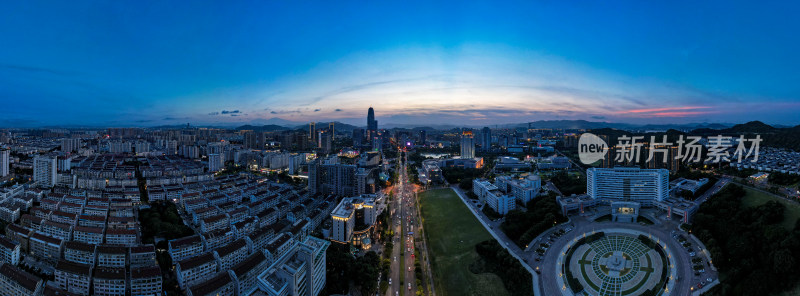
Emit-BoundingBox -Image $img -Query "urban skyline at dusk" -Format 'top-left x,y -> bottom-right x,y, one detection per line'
2,2 -> 800,296
2,1 -> 799,127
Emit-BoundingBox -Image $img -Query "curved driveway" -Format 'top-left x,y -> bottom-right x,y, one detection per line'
537,217 -> 694,296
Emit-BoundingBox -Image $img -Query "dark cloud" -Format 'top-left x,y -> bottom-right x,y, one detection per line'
210,110 -> 241,116
314,109 -> 321,112
335,109 -> 342,112
270,110 -> 301,115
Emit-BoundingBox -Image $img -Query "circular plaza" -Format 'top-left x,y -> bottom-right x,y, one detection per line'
553,228 -> 678,296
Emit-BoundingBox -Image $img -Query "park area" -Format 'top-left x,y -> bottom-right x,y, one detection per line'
419,188 -> 510,296
742,187 -> 800,230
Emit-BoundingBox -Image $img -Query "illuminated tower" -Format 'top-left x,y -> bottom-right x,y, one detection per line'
460,130 -> 475,159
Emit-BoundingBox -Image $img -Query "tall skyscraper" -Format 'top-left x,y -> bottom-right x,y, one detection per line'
309,122 -> 316,144
460,130 -> 475,159
0,149 -> 9,177
481,127 -> 491,151
366,107 -> 377,141
419,130 -> 426,145
34,155 -> 57,188
328,122 -> 335,141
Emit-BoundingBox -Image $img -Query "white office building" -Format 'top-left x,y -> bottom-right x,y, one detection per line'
257,236 -> 330,296
208,153 -> 222,172
472,178 -> 499,202
486,191 -> 516,215
34,156 -> 57,188
495,175 -> 541,205
107,141 -> 132,154
587,167 -> 669,206
330,195 -> 377,244
0,149 -> 9,177
134,141 -> 150,155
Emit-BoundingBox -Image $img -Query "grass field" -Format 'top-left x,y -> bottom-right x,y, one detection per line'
419,188 -> 509,296
742,187 -> 800,230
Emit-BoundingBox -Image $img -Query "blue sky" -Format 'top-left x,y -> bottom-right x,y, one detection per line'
1,1 -> 799,127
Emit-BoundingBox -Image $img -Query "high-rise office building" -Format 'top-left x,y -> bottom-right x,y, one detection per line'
256,236 -> 329,296
307,159 -> 359,196
309,122 -> 316,145
57,156 -> 71,172
34,155 -> 57,188
460,130 -> 475,159
208,154 -> 222,172
328,122 -> 335,141
372,136 -> 382,152
134,141 -> 150,155
107,141 -> 132,154
244,131 -> 266,150
367,107 -> 377,141
481,127 -> 491,151
587,167 -> 669,205
646,145 -> 681,173
418,130 -> 426,145
244,132 -> 258,150
0,149 -> 8,177
352,128 -> 364,147
330,195 -> 377,244
60,138 -> 81,153
318,131 -> 332,154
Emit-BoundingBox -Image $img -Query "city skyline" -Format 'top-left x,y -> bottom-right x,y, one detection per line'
3,1 -> 800,127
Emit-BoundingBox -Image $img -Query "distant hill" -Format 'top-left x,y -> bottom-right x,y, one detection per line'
724,121 -> 778,133
517,120 -> 631,130
690,121 -> 800,151
235,124 -> 289,132
509,120 -> 733,131
291,121 -> 361,133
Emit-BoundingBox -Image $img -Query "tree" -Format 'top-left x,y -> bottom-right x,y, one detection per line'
691,184 -> 800,296
459,177 -> 473,190
354,251 -> 381,295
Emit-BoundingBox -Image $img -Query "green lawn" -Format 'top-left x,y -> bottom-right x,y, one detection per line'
419,188 -> 509,296
742,187 -> 800,230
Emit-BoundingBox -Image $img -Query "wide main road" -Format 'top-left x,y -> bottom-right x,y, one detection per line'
388,150 -> 434,296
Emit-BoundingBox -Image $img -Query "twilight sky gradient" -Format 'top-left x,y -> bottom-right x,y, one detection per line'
1,1 -> 799,127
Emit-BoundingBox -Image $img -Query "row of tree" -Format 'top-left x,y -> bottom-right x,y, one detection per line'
473,239 -> 534,296
549,171 -> 586,196
139,201 -> 194,244
501,193 -> 567,248
691,184 -> 800,295
324,244 -> 382,295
